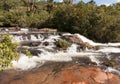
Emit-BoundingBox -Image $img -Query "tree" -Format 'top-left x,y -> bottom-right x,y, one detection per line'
63,0 -> 74,4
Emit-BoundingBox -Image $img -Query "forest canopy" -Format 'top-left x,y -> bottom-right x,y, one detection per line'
0,0 -> 120,43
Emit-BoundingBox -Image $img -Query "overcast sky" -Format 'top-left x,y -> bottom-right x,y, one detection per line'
57,0 -> 120,6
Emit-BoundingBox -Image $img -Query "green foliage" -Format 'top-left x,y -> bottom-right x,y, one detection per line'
0,1 -> 120,42
0,34 -> 19,71
56,40 -> 70,49
94,46 -> 100,50
25,49 -> 32,58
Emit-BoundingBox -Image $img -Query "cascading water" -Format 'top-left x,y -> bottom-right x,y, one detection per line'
9,30 -> 120,75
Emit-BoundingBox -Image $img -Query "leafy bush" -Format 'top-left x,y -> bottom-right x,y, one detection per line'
0,34 -> 19,71
25,49 -> 32,58
94,46 -> 100,50
56,40 -> 70,49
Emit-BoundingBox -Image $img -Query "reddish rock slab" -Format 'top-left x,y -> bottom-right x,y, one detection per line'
0,62 -> 120,84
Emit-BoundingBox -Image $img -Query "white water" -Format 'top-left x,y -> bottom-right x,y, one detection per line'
105,67 -> 120,76
75,34 -> 97,46
76,34 -> 120,47
97,47 -> 120,53
108,43 -> 120,46
20,28 -> 29,32
11,54 -> 43,70
12,52 -> 100,70
11,44 -> 100,70
11,32 -> 120,73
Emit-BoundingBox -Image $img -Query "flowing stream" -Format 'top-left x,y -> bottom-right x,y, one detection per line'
7,29 -> 120,75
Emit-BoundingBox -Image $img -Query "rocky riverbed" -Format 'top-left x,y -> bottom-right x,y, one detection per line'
0,28 -> 120,84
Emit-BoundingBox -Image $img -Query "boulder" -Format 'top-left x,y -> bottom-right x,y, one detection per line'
62,35 -> 83,44
39,28 -> 57,32
8,27 -> 20,31
0,62 -> 120,84
62,35 -> 93,50
21,41 -> 41,47
17,47 -> 41,56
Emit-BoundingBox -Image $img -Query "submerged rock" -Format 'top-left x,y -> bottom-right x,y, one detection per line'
0,62 -> 120,84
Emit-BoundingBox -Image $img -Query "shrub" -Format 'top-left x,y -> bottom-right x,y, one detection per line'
56,40 -> 70,49
25,49 -> 32,58
0,34 -> 19,71
94,46 -> 100,50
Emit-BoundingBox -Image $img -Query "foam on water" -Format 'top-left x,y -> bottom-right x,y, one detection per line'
11,35 -> 23,42
11,32 -> 120,73
11,47 -> 100,70
105,67 -> 120,76
75,34 -> 96,45
11,54 -> 43,70
62,33 -> 72,36
97,47 -> 120,53
42,35 -> 60,42
20,28 -> 29,32
30,35 -> 38,41
89,55 -> 100,65
108,43 -> 120,46
75,33 -> 120,47
67,44 -> 78,53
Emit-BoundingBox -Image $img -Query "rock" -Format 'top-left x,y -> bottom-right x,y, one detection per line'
39,28 -> 57,32
21,41 -> 41,47
42,41 -> 49,46
62,35 -> 93,50
29,49 -> 42,56
72,57 -> 97,66
8,27 -> 20,31
0,62 -> 120,84
17,47 -> 41,56
62,35 -> 83,44
79,42 -> 93,50
99,53 -> 120,70
101,60 -> 116,67
29,28 -> 38,31
83,42 -> 94,49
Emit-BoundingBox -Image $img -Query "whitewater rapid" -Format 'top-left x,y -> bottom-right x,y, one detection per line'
10,31 -> 120,75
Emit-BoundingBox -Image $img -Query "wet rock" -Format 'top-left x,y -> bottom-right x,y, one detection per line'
34,34 -> 39,39
72,57 -> 97,66
101,60 -> 116,67
8,27 -> 20,31
62,35 -> 83,44
0,62 -> 120,84
29,28 -> 38,31
98,54 -> 120,71
79,42 -> 93,50
29,49 -> 42,56
62,35 -> 93,50
42,41 -> 49,46
21,41 -> 41,47
30,42 -> 40,46
108,53 -> 120,65
39,28 -> 57,32
17,47 -> 42,56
